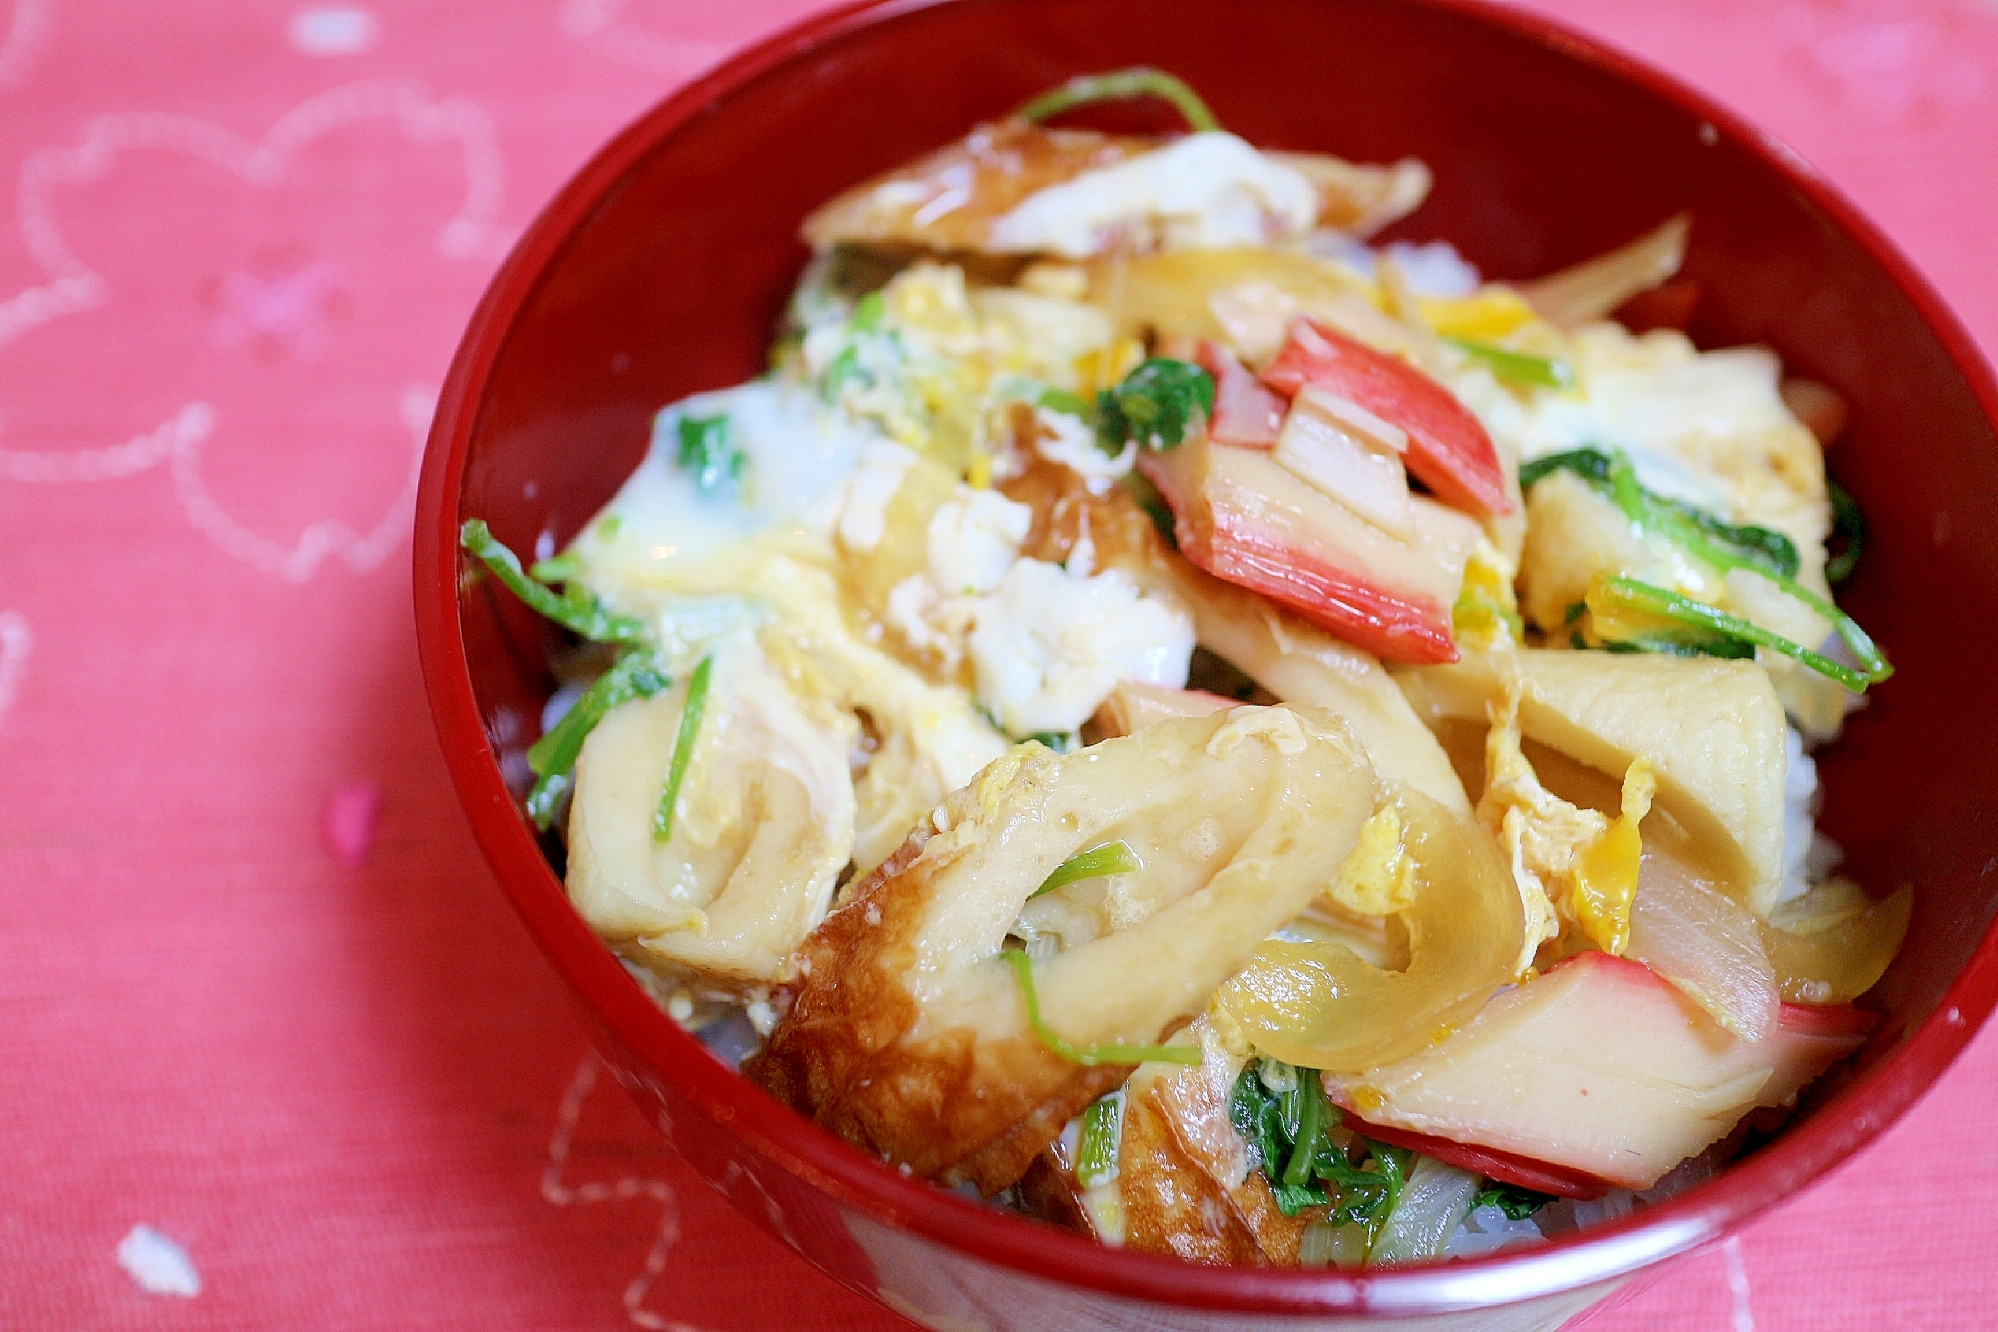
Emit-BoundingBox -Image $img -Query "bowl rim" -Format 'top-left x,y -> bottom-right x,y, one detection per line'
414,0 -> 1998,1315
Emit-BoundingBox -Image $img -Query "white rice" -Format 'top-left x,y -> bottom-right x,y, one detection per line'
1380,240 -> 1482,297
1778,723 -> 1844,906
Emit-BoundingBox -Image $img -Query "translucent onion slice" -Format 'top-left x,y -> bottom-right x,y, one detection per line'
1218,790 -> 1523,1073
1627,850 -> 1778,1043
1298,1219 -> 1370,1269
1518,214 -> 1690,330
1762,880 -> 1913,1006
1369,1156 -> 1482,1267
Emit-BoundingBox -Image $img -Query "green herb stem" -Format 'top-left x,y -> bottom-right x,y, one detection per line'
523,652 -> 671,829
1003,949 -> 1202,1066
1523,448 -> 1801,579
1076,1094 -> 1123,1190
1605,452 -> 1889,683
1442,335 -> 1573,389
1283,1068 -> 1326,1187
1826,478 -> 1866,584
1517,447 -> 1611,491
529,552 -> 585,583
1603,450 -> 1799,580
1596,577 -> 1878,691
523,771 -> 574,832
1033,841 -> 1141,898
652,653 -> 714,843
1520,450 -> 1889,689
460,519 -> 649,645
1014,67 -> 1221,133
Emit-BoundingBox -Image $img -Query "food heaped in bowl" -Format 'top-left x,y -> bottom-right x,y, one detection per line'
457,63 -> 1907,1266
416,2 -> 1998,1326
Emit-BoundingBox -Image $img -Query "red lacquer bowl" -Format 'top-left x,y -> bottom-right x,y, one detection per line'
414,1 -> 1998,1326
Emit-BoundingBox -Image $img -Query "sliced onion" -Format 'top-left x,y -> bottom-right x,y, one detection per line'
1369,1156 -> 1482,1267
1298,1219 -> 1371,1269
1627,849 -> 1778,1042
1519,214 -> 1690,330
1763,880 -> 1913,1006
1219,790 -> 1523,1073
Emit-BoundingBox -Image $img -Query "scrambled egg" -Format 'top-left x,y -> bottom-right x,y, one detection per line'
573,259 -> 1197,879
1329,804 -> 1419,917
1475,672 -> 1658,972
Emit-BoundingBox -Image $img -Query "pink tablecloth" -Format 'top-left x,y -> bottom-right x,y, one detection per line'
4,1 -> 1995,1328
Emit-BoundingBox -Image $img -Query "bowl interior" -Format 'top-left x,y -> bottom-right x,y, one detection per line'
423,0 -> 1998,1314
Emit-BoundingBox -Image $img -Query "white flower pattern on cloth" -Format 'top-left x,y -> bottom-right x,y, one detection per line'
543,1055 -> 727,1332
0,1 -> 1983,1328
558,0 -> 731,76
0,80 -> 506,578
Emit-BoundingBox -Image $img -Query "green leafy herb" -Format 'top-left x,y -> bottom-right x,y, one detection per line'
652,653 -> 714,843
1139,496 -> 1179,548
1033,841 -> 1141,899
1452,580 -> 1525,642
529,552 -> 585,584
1604,623 -> 1755,660
596,513 -> 623,541
850,289 -> 887,333
1519,448 -> 1890,690
818,290 -> 906,403
1325,1143 -> 1410,1231
1283,1066 -> 1327,1188
676,414 -> 749,496
1827,478 -> 1865,584
821,343 -> 863,400
1471,1183 -> 1554,1220
1521,447 -> 1800,578
1096,358 -> 1214,454
1002,949 -> 1201,1066
459,519 -> 649,646
1014,67 -> 1221,133
1028,731 -> 1077,753
1443,335 -> 1573,389
1036,385 -> 1093,417
1594,576 -> 1883,691
523,652 -> 671,829
1601,450 -> 1800,580
1076,1093 -> 1123,1190
1226,1059 -> 1410,1226
1518,447 -> 1612,491
523,771 -> 574,830
1229,1063 -> 1291,1178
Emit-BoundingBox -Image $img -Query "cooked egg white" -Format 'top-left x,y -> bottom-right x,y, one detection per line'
969,559 -> 1195,736
581,381 -> 880,569
987,132 -> 1320,258
1515,326 -> 1826,545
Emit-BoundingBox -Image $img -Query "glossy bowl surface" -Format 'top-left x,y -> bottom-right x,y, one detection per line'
414,1 -> 1998,1326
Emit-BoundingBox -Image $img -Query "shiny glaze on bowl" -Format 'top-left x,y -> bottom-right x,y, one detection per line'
414,1 -> 1998,1326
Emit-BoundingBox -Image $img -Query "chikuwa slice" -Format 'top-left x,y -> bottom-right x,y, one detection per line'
747,706 -> 1379,1194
